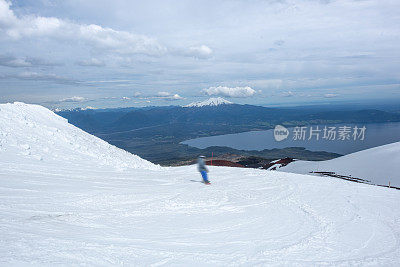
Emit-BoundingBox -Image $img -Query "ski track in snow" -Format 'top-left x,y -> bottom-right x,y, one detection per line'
1,165 -> 400,266
1,102 -> 400,265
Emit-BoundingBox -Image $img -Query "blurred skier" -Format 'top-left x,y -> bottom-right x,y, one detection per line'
198,155 -> 210,184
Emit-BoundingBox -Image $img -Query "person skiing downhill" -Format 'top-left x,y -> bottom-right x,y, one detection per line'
198,155 -> 210,184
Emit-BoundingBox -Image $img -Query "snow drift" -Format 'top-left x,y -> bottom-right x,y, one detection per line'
1,103 -> 400,265
279,141 -> 400,187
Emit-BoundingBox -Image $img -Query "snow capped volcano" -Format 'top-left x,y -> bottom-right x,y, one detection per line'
184,97 -> 233,107
1,103 -> 400,265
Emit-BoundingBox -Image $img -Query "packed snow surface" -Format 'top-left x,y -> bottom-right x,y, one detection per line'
1,103 -> 400,265
184,97 -> 233,107
279,141 -> 400,187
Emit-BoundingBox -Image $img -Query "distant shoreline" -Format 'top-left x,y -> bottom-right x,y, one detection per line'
182,121 -> 400,155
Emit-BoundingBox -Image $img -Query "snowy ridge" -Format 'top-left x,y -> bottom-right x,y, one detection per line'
183,97 -> 233,107
0,102 -> 158,171
279,141 -> 400,187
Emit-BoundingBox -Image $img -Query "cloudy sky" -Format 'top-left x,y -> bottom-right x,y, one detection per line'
0,0 -> 399,108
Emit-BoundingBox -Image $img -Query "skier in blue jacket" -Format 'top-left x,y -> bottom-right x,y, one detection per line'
197,155 -> 210,184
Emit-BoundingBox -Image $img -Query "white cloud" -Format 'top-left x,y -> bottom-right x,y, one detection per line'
186,45 -> 213,59
157,91 -> 171,97
202,86 -> 256,98
76,58 -> 105,67
1,0 -> 399,104
250,79 -> 282,89
324,93 -> 339,98
0,0 -> 17,27
0,1 -> 214,60
0,71 -> 75,84
282,91 -> 295,97
0,55 -> 60,67
0,56 -> 31,67
156,91 -> 184,100
0,0 -> 166,56
78,24 -> 166,55
59,96 -> 86,102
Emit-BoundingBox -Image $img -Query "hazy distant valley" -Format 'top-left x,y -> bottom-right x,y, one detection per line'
56,99 -> 400,166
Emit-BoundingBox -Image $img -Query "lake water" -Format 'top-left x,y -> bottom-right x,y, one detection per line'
182,122 -> 400,155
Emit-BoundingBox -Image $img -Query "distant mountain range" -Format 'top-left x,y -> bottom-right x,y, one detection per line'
56,98 -> 400,164
58,100 -> 400,133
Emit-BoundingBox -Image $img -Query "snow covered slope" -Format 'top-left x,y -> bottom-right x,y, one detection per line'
279,141 -> 400,187
0,102 -> 157,171
184,97 -> 233,107
1,103 -> 400,265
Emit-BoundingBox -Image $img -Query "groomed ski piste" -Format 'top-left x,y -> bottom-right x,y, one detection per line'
1,102 -> 399,266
